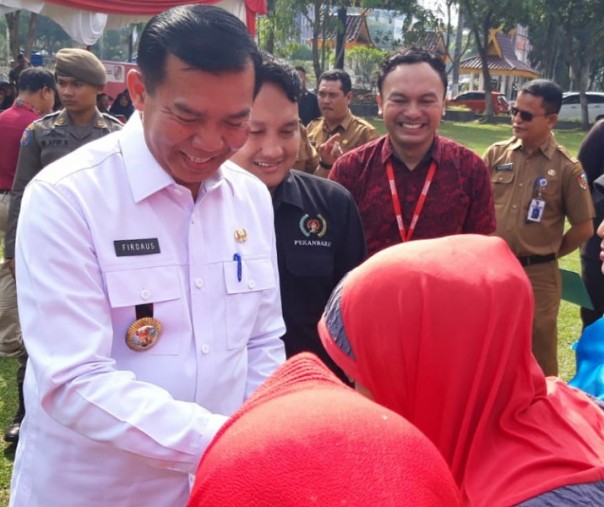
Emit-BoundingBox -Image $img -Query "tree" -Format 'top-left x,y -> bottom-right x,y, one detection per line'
541,0 -> 604,129
347,45 -> 386,89
259,0 -> 445,81
34,14 -> 73,58
457,0 -> 529,120
5,11 -> 21,60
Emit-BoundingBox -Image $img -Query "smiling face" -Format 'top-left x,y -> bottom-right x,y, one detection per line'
231,81 -> 300,193
377,62 -> 445,162
128,54 -> 255,199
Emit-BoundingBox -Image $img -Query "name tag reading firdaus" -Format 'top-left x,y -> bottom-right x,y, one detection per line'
114,238 -> 161,256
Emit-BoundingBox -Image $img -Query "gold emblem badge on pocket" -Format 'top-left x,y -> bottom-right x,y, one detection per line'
126,317 -> 163,351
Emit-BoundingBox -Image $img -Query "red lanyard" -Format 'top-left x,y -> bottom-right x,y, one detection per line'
386,160 -> 437,243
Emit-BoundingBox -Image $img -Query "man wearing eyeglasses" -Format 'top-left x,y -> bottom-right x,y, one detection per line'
484,79 -> 594,377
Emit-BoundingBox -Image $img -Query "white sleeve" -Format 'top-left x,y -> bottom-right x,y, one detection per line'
16,180 -> 226,474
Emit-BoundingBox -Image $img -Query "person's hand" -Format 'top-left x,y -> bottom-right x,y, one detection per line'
7,258 -> 15,279
318,133 -> 343,166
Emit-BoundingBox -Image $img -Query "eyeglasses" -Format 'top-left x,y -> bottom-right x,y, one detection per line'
509,106 -> 549,122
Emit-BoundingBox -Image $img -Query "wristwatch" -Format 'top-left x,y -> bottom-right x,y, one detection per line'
319,158 -> 332,170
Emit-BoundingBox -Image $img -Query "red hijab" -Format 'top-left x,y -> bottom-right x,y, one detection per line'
319,235 -> 604,506
188,353 -> 461,507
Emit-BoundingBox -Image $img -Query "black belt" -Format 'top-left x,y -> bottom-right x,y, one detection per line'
0,189 -> 10,195
516,253 -> 556,267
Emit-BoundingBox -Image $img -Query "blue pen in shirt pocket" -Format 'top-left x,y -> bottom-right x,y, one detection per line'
233,253 -> 242,282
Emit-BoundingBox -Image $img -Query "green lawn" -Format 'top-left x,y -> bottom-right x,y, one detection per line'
438,121 -> 587,384
0,118 -> 594,504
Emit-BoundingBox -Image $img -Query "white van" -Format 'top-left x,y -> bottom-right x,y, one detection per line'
558,92 -> 604,122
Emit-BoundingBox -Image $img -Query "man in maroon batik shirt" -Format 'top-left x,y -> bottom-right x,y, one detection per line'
0,67 -> 56,443
329,49 -> 495,256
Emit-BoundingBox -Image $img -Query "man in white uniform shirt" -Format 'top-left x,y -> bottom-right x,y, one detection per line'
9,6 -> 285,507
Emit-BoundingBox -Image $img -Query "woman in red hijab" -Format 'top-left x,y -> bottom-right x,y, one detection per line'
319,235 -> 604,506
187,353 -> 460,506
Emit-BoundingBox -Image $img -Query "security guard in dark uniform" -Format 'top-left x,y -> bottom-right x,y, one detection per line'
3,47 -> 122,443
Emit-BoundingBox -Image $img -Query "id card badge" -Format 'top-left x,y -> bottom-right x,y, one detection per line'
527,198 -> 545,222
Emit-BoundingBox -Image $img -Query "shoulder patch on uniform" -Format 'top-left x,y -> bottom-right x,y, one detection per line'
577,173 -> 588,190
20,126 -> 34,147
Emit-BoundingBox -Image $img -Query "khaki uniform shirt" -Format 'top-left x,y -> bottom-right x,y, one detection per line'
293,123 -> 320,174
484,134 -> 594,257
5,109 -> 123,258
307,111 -> 379,154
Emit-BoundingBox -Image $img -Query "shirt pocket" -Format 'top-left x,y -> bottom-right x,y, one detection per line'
105,265 -> 183,355
285,252 -> 334,278
491,170 -> 515,204
223,257 -> 276,350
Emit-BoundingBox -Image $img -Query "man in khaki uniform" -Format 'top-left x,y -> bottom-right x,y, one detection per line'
484,79 -> 594,376
3,48 -> 122,442
307,69 -> 378,177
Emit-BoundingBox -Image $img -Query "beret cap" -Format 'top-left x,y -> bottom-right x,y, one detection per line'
55,48 -> 106,87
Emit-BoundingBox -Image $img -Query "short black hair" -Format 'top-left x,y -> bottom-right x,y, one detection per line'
137,4 -> 261,95
378,48 -> 447,96
520,79 -> 563,115
259,53 -> 300,103
319,69 -> 352,95
18,67 -> 56,93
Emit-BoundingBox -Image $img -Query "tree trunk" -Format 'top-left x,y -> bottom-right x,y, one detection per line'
24,13 -> 37,60
320,3 -> 329,74
472,21 -> 495,121
451,4 -> 464,97
543,19 -> 557,80
311,0 -> 322,82
334,7 -> 346,70
6,11 -> 20,60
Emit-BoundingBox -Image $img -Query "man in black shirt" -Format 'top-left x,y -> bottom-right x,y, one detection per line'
578,120 -> 604,328
231,55 -> 366,380
295,66 -> 321,126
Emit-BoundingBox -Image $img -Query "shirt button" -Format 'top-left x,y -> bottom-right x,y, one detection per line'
201,344 -> 210,354
518,183 -> 523,187
191,216 -> 196,224
498,176 -> 503,181
512,204 -> 518,209
140,289 -> 150,300
195,278 -> 204,288
248,279 -> 255,289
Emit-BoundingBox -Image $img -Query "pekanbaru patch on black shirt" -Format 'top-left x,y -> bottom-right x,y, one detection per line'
272,170 -> 366,382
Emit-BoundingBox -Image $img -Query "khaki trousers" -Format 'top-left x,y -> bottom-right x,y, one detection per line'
0,193 -> 24,357
524,260 -> 561,377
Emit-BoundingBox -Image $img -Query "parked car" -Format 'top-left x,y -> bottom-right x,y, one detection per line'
447,91 -> 510,114
558,92 -> 604,122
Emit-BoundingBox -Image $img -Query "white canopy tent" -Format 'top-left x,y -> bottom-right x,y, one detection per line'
0,0 -> 256,45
